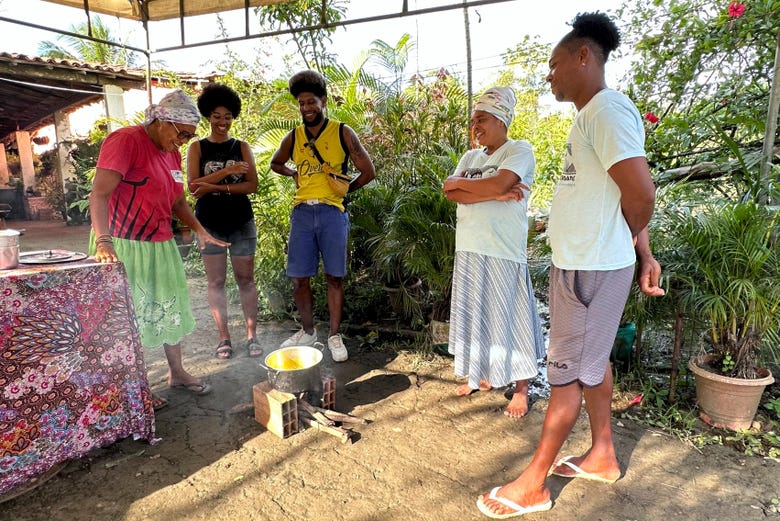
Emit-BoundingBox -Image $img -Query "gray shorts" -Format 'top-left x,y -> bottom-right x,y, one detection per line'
200,220 -> 257,257
547,264 -> 634,387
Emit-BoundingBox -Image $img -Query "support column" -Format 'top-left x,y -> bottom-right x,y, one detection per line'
0,143 -> 8,187
53,110 -> 76,223
15,131 -> 35,192
103,84 -> 126,132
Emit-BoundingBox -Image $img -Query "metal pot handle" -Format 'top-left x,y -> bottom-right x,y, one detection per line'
313,341 -> 325,352
257,360 -> 278,387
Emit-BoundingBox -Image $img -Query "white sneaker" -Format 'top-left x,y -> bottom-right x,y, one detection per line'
328,334 -> 348,362
280,327 -> 318,348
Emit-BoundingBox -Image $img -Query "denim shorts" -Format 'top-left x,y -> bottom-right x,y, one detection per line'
201,220 -> 257,257
287,203 -> 349,277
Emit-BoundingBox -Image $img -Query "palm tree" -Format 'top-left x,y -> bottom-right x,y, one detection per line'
37,16 -> 138,67
367,33 -> 415,97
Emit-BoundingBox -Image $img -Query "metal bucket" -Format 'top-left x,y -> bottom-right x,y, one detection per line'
0,229 -> 20,270
259,343 -> 324,395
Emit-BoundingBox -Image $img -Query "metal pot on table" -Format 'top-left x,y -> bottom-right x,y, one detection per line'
0,229 -> 20,270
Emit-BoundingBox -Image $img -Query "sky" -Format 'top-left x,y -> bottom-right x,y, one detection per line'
0,0 -> 629,87
0,0 -> 629,147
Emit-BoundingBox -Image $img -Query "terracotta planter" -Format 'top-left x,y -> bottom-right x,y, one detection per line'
688,355 -> 775,430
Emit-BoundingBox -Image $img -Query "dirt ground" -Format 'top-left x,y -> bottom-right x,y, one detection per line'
2,220 -> 779,521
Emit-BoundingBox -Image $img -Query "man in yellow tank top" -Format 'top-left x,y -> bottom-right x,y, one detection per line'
271,70 -> 376,362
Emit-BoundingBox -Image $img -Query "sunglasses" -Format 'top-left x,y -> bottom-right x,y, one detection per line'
169,121 -> 197,142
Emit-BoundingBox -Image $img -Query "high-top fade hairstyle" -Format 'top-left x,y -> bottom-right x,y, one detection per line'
197,83 -> 242,118
560,12 -> 621,64
289,70 -> 327,98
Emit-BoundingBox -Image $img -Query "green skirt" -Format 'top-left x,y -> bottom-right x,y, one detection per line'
90,233 -> 196,348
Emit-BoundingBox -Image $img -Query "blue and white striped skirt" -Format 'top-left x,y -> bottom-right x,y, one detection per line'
448,251 -> 545,389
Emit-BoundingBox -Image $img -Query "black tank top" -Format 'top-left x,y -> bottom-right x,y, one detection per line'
194,138 -> 253,235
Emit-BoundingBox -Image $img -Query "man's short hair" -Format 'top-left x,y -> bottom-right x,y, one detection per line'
289,70 -> 327,98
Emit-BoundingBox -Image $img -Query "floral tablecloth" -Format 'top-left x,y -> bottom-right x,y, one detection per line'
0,261 -> 155,496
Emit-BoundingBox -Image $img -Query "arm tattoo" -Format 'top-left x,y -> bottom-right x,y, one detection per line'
348,132 -> 367,161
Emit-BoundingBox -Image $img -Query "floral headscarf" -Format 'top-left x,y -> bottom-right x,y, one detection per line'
143,89 -> 200,126
472,86 -> 516,129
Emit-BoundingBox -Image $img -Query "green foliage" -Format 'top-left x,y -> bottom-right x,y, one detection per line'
251,169 -> 295,317
366,33 -> 415,97
64,134 -> 105,223
619,386 -> 699,442
620,0 -> 780,174
765,398 -> 780,419
618,373 -> 780,458
256,0 -> 348,70
36,15 -> 139,66
724,429 -> 780,459
361,71 -> 471,188
659,200 -> 780,378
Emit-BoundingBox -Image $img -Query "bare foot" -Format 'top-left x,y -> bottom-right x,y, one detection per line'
504,393 -> 529,418
456,380 -> 492,396
504,380 -> 529,418
456,383 -> 475,396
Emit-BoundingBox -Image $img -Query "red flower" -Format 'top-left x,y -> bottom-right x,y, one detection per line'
644,112 -> 659,124
727,1 -> 746,18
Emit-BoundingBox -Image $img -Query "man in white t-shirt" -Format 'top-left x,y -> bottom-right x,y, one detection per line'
477,12 -> 665,518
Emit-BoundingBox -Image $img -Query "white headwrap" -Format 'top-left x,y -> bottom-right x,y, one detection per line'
472,86 -> 516,129
143,89 -> 201,126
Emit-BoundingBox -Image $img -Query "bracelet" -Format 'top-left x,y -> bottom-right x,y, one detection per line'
226,184 -> 231,195
95,234 -> 113,244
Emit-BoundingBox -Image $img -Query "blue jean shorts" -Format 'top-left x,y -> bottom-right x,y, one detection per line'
287,203 -> 349,277
201,220 -> 257,257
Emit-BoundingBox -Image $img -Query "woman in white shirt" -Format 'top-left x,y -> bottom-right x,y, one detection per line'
443,87 -> 545,418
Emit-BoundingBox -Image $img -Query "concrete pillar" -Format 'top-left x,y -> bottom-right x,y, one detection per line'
53,110 -> 77,224
15,131 -> 35,191
103,84 -> 126,132
0,143 -> 8,187
53,109 -> 75,183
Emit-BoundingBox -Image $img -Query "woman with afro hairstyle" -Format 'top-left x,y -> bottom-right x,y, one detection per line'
187,83 -> 260,360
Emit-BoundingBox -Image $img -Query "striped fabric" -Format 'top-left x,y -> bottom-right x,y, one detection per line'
547,265 -> 634,387
448,251 -> 545,389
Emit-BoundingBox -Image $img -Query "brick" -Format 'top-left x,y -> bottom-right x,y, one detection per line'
253,382 -> 298,439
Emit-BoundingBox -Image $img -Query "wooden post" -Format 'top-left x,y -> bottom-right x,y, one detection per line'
761,27 -> 780,197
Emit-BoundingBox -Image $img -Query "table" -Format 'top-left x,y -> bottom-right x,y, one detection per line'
0,260 -> 156,497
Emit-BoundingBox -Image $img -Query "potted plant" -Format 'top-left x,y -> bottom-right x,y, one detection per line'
368,182 -> 456,332
663,201 -> 777,430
